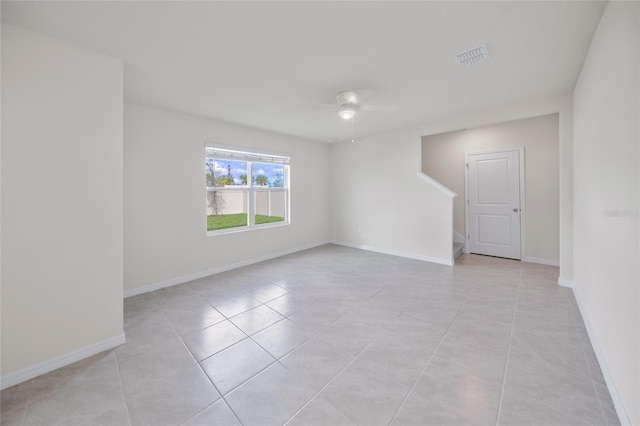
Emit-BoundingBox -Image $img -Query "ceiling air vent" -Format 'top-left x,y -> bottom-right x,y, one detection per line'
455,44 -> 490,68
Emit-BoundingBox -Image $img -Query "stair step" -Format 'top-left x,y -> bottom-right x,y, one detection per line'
453,242 -> 464,261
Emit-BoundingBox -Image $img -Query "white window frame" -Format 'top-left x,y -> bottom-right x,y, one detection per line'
205,144 -> 290,235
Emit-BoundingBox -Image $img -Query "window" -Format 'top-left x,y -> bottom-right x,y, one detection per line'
205,145 -> 290,234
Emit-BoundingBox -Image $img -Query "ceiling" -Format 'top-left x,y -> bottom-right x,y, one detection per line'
1,1 -> 606,143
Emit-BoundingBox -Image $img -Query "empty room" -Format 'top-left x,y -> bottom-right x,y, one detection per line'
1,1 -> 638,425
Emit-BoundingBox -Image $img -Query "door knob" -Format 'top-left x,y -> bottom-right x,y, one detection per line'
513,208 -> 519,212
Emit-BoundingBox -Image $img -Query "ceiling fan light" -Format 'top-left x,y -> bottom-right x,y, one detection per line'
338,105 -> 357,120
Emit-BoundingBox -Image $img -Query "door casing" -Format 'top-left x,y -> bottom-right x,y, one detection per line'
464,147 -> 525,260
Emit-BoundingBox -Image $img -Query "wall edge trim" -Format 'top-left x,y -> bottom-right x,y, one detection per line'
0,333 -> 126,391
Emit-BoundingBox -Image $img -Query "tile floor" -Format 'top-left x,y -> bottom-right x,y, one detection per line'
1,244 -> 620,426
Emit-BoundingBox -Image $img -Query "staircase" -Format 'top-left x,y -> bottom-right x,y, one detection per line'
453,242 -> 464,262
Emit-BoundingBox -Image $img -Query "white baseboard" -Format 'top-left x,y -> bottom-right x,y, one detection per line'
0,333 -> 126,391
572,286 -> 631,425
124,240 -> 332,298
557,278 -> 574,288
330,240 -> 453,266
522,256 -> 560,266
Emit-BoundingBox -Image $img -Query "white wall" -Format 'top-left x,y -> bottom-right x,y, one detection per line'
124,103 -> 330,293
1,26 -> 124,383
330,132 -> 455,265
422,114 -> 560,264
331,96 -> 572,274
572,1 -> 639,424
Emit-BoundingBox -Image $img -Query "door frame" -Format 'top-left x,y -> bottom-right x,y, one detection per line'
464,147 -> 526,260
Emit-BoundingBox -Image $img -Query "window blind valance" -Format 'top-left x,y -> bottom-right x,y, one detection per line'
206,146 -> 290,165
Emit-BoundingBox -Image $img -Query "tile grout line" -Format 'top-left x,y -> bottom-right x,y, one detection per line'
0,380 -> 31,426
386,275 -> 481,426
9,390 -> 28,426
196,284 -> 367,415
19,404 -> 26,426
30,250 -> 562,426
494,270 -> 523,426
113,349 -> 134,426
156,302 -> 245,426
280,288 -> 411,426
187,319 -> 247,425
220,291 -> 361,423
196,314 -> 261,426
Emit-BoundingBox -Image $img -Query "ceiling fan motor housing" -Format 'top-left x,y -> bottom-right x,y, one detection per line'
336,91 -> 359,119
336,91 -> 358,106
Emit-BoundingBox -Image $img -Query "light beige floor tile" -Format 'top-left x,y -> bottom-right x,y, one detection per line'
286,396 -> 355,426
280,335 -> 354,392
121,362 -> 219,426
315,316 -> 389,357
151,283 -> 200,305
497,385 -> 593,426
201,338 -> 275,395
229,305 -> 285,335
266,292 -> 314,317
123,293 -> 159,321
413,359 -> 503,426
508,332 -> 591,382
159,295 -> 226,335
22,355 -> 129,426
1,381 -> 36,415
0,406 -> 25,426
2,246 -> 618,426
503,353 -> 606,425
320,360 -> 409,426
181,399 -> 241,426
213,295 -> 262,318
181,320 -> 247,361
225,363 -> 315,426
243,283 -> 289,303
251,319 -> 316,359
356,320 -> 444,387
194,283 -> 246,306
30,351 -> 123,405
391,390 -> 470,426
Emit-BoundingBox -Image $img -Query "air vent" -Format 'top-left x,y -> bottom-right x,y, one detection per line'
455,44 -> 490,67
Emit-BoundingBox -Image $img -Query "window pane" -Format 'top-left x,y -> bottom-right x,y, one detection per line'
252,162 -> 285,188
206,158 -> 248,187
207,190 -> 248,231
206,146 -> 290,234
254,189 -> 286,225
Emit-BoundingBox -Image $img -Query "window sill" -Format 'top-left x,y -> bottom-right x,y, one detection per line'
206,221 -> 290,237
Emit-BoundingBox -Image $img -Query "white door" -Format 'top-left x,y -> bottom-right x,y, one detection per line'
466,149 -> 522,260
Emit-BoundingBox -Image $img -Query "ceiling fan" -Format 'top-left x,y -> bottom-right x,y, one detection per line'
336,90 -> 359,120
318,89 -> 392,143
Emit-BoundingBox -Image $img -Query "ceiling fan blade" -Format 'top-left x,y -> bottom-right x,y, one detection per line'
360,104 -> 397,112
302,100 -> 335,109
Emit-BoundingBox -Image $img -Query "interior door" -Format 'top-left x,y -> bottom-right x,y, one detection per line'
466,149 -> 522,259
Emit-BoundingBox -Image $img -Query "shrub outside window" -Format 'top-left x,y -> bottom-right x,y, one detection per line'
206,145 -> 290,234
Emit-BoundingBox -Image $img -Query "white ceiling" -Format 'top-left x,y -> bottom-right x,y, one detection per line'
2,1 -> 606,143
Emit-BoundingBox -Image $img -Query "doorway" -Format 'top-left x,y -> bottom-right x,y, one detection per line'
465,148 -> 524,260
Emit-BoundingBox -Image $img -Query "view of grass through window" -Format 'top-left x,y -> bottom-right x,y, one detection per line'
206,147 -> 289,233
207,213 -> 285,231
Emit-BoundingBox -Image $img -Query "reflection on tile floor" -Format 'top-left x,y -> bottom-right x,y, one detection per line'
0,245 -> 620,426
